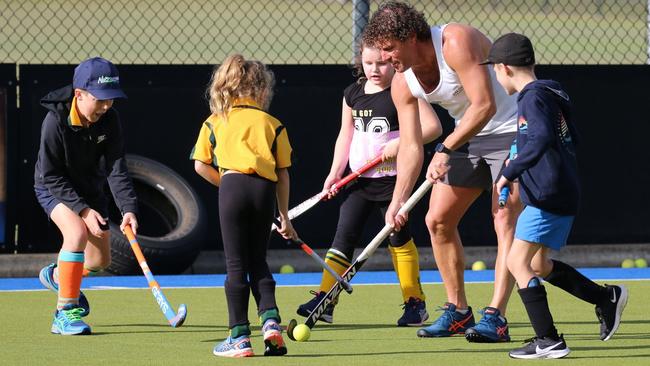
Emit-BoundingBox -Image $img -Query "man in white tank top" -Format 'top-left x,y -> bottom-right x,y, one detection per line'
364,1 -> 523,343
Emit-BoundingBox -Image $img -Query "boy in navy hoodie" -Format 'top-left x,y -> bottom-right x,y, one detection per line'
35,57 -> 138,335
483,33 -> 628,359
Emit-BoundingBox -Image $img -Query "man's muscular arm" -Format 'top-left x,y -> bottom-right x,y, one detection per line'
385,72 -> 423,229
440,24 -> 497,150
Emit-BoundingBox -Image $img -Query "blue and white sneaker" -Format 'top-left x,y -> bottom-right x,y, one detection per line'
416,302 -> 475,337
213,334 -> 254,358
39,263 -> 90,317
397,297 -> 429,327
262,320 -> 287,356
51,304 -> 91,335
465,307 -> 510,342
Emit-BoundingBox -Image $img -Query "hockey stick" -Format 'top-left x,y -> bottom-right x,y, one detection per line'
273,219 -> 353,294
286,179 -> 433,340
123,226 -> 187,328
271,155 -> 383,231
498,186 -> 510,208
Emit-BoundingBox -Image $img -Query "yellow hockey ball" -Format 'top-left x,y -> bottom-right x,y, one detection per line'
621,259 -> 635,268
471,260 -> 487,271
293,324 -> 311,342
279,264 -> 295,274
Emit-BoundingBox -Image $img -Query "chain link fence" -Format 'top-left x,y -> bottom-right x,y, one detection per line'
1,0 -> 648,65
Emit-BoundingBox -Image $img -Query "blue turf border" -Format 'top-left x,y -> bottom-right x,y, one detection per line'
1,267 -> 649,291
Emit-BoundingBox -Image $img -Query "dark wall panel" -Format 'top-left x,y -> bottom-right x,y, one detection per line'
12,65 -> 650,252
0,64 -> 17,252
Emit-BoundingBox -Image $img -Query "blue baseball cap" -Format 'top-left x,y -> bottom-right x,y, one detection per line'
73,57 -> 127,100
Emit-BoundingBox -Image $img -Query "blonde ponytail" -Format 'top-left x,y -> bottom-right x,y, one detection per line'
206,54 -> 275,119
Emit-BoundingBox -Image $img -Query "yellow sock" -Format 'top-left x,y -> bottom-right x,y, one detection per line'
319,248 -> 351,294
389,239 -> 425,302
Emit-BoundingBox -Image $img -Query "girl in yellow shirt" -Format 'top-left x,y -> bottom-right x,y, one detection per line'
191,54 -> 296,358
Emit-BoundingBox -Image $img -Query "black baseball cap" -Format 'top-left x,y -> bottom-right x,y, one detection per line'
479,33 -> 535,66
73,57 -> 127,100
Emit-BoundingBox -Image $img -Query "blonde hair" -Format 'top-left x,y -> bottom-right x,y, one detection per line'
206,54 -> 275,118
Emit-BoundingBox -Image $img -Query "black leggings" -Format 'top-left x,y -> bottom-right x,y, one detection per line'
331,189 -> 411,260
219,173 -> 277,328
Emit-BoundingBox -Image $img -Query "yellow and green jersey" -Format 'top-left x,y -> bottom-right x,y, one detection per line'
190,98 -> 292,182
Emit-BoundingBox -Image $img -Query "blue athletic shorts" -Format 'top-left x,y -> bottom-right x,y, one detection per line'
34,185 -> 108,220
515,206 -> 574,250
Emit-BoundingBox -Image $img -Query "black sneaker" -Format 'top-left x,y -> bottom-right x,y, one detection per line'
595,284 -> 628,341
509,334 -> 570,359
397,297 -> 429,327
296,291 -> 335,323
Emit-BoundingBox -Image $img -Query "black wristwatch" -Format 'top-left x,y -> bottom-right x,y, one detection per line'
435,143 -> 452,154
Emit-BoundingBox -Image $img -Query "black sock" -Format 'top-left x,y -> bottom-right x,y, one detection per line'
518,283 -> 559,339
544,260 -> 608,305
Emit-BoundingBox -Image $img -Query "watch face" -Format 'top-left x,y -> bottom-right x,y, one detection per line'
436,143 -> 444,152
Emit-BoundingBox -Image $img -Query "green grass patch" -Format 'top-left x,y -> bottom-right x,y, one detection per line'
1,280 -> 648,365
0,0 -> 646,64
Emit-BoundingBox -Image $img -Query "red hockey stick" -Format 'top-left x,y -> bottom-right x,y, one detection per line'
271,155 -> 383,231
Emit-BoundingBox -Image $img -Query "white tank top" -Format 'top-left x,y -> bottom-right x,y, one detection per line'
404,25 -> 517,136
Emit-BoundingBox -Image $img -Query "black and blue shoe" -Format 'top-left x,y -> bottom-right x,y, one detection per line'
39,263 -> 90,317
416,302 -> 475,337
397,297 -> 429,327
596,284 -> 628,341
465,306 -> 510,343
297,290 -> 335,323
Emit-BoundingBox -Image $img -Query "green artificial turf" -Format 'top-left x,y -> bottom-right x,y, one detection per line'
1,280 -> 648,365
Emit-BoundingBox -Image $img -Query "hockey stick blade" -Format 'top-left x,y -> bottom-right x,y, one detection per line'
287,180 -> 433,340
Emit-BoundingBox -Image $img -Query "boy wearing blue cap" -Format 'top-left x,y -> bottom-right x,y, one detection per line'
35,57 -> 138,335
485,33 -> 628,358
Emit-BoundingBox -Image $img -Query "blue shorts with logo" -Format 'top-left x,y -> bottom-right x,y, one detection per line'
515,205 -> 574,250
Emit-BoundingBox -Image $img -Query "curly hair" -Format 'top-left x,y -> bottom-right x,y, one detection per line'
363,1 -> 431,47
206,54 -> 275,118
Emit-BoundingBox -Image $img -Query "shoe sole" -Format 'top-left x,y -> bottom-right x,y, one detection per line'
603,285 -> 628,341
39,266 -> 58,292
417,330 -> 466,337
397,312 -> 430,327
213,349 -> 254,358
465,330 -> 509,343
51,325 -> 92,335
509,347 -> 570,359
264,331 -> 287,356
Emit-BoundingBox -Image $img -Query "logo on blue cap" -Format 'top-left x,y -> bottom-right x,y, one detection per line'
73,57 -> 127,100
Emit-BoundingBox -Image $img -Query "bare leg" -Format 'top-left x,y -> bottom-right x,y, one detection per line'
85,232 -> 111,271
488,182 -> 523,316
507,239 -> 544,289
426,183 -> 482,309
50,204 -> 88,253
